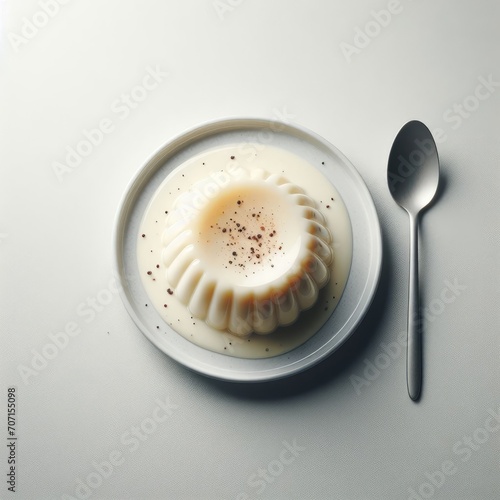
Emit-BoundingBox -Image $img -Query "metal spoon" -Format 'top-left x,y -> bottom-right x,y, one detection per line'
387,120 -> 440,401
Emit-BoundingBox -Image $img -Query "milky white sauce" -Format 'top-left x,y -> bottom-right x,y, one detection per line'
137,144 -> 352,358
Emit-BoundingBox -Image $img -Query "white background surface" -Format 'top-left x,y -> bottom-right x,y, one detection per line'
1,1 -> 499,499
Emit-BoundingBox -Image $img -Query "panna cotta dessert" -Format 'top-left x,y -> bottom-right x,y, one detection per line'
162,168 -> 333,337
138,143 -> 352,358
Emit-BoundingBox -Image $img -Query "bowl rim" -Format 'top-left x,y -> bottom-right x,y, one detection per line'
112,116 -> 382,382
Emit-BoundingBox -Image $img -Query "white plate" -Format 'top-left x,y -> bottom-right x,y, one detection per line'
113,118 -> 382,382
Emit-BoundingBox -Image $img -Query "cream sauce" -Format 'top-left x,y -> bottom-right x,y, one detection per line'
137,144 -> 352,358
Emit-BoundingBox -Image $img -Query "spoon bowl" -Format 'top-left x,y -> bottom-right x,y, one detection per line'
388,121 -> 440,216
387,120 -> 440,401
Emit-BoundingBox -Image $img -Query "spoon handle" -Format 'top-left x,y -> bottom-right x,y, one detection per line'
407,213 -> 422,401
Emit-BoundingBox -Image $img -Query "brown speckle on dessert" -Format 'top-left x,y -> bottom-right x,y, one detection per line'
167,288 -> 174,295
201,192 -> 283,273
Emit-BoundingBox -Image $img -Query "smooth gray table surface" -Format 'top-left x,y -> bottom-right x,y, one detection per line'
1,1 -> 499,499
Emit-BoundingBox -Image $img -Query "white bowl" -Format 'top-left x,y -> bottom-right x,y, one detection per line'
113,118 -> 382,382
